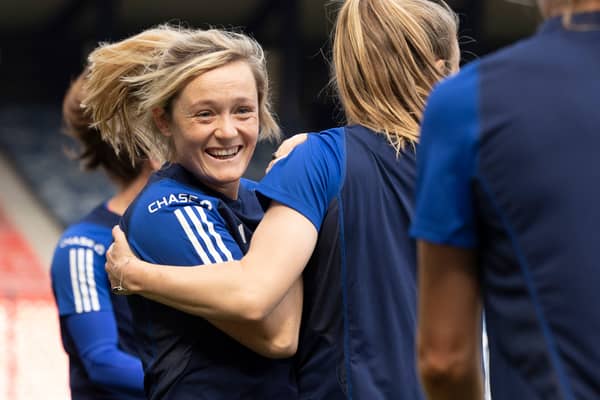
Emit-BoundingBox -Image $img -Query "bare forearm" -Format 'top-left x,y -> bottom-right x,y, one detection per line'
417,241 -> 484,400
128,259 -> 268,320
123,203 -> 314,321
127,255 -> 298,321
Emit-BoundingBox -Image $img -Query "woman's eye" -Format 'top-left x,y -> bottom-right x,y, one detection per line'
236,107 -> 254,115
195,111 -> 213,118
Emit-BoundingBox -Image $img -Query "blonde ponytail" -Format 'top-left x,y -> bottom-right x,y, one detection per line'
332,0 -> 458,153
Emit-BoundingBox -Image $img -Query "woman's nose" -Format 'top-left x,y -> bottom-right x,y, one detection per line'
214,116 -> 237,139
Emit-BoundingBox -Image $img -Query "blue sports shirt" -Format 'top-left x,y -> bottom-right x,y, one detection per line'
412,12 -> 600,400
258,125 -> 423,399
121,163 -> 297,400
51,204 -> 144,400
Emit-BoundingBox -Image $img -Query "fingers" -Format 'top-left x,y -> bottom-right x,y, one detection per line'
266,133 -> 309,174
112,225 -> 125,241
265,158 -> 278,174
279,133 -> 308,156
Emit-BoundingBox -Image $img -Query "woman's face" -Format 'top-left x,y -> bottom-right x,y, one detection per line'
159,61 -> 259,199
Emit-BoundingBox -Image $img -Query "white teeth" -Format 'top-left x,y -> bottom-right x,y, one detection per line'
207,146 -> 240,157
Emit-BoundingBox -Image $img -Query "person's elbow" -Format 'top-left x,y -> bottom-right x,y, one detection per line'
262,330 -> 299,359
83,358 -> 120,388
417,338 -> 477,391
86,365 -> 114,388
80,346 -> 143,393
236,293 -> 300,359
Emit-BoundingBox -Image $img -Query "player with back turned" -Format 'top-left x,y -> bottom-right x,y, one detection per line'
413,0 -> 600,399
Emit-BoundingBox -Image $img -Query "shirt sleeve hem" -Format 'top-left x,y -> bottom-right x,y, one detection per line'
256,185 -> 322,231
410,225 -> 477,249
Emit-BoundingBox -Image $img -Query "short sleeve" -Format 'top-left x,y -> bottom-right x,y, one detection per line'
256,128 -> 345,231
124,199 -> 243,266
410,62 -> 481,248
51,242 -> 113,316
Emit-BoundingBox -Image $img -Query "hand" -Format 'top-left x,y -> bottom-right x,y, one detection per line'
266,133 -> 308,173
105,226 -> 137,295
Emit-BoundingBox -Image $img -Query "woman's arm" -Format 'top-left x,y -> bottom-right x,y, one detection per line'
416,241 -> 483,400
109,202 -> 316,354
66,311 -> 144,395
208,278 -> 303,358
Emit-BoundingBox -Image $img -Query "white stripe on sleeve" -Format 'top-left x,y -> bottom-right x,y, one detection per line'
184,206 -> 224,263
174,208 -> 212,264
69,249 -> 83,314
195,206 -> 234,261
85,249 -> 100,311
77,248 -> 92,312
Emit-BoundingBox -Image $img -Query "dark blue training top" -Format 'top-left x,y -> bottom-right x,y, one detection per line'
412,12 -> 600,400
121,163 -> 297,400
51,204 -> 144,400
258,125 -> 423,399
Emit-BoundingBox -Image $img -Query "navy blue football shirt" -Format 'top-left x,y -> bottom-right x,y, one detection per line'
51,204 -> 144,399
121,163 -> 297,400
412,12 -> 600,400
258,125 -> 422,399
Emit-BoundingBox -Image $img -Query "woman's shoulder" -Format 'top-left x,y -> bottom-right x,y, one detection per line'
51,204 -> 114,282
55,203 -> 117,251
127,169 -> 219,220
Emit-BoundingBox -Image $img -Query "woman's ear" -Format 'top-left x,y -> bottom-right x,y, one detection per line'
152,107 -> 172,137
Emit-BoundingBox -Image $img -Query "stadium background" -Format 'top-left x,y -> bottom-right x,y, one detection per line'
0,1 -> 540,398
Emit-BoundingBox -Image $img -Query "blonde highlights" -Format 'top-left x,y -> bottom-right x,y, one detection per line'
332,0 -> 458,152
84,25 -> 279,164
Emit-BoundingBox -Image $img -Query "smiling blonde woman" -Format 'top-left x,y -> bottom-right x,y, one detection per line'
84,25 -> 300,400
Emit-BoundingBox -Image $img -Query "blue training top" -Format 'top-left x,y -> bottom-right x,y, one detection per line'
51,204 -> 144,400
121,163 -> 298,400
412,12 -> 600,400
258,125 -> 423,399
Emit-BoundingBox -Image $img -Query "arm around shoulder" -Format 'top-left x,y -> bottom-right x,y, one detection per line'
112,202 -> 314,322
108,203 -> 314,357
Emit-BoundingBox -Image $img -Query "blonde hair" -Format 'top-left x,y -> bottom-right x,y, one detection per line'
332,0 -> 458,152
84,25 -> 279,163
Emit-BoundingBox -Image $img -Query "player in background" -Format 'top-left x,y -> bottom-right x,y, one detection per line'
412,0 -> 600,399
105,1 -> 459,398
84,26 -> 301,399
50,69 -> 155,399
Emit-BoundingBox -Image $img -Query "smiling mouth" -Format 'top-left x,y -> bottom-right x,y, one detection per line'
206,146 -> 243,160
